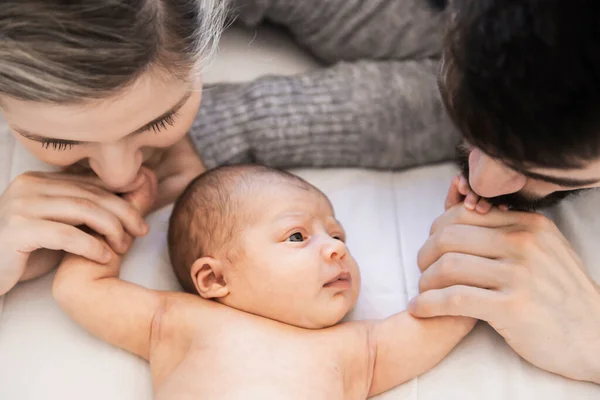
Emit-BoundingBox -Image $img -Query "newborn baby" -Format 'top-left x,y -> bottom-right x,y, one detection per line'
53,165 -> 474,399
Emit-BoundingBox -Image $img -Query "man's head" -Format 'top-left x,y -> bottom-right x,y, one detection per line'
441,1 -> 600,210
168,165 -> 360,329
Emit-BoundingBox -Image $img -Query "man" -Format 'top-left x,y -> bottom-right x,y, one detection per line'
409,0 -> 600,384
193,0 -> 600,384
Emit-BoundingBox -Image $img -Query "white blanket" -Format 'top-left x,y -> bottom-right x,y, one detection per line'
0,25 -> 599,400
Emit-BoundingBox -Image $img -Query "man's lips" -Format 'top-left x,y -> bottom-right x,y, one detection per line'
323,271 -> 352,288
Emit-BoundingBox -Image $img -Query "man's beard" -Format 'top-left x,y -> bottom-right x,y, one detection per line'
455,145 -> 583,212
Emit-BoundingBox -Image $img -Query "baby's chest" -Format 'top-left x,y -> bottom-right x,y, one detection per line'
154,329 -> 366,400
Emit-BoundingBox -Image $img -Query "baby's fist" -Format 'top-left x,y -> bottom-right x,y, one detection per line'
445,174 -> 493,214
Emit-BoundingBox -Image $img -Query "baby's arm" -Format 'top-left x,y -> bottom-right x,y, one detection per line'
368,312 -> 475,397
52,239 -> 164,360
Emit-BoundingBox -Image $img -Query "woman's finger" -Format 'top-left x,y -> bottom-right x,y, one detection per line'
19,196 -> 129,254
30,180 -> 148,237
19,219 -> 112,264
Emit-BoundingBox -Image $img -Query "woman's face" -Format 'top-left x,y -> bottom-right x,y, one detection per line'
0,69 -> 202,191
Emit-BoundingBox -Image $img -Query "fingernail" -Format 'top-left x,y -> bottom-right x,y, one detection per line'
139,221 -> 149,235
499,205 -> 509,211
464,200 -> 475,210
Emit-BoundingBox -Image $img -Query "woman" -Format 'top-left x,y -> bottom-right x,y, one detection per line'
0,0 -> 455,295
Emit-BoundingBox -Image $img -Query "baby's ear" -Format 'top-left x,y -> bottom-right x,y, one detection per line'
190,257 -> 229,299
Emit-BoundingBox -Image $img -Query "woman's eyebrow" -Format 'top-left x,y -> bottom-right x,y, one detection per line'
13,91 -> 192,143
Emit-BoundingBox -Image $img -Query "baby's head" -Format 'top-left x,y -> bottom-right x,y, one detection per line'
168,165 -> 360,329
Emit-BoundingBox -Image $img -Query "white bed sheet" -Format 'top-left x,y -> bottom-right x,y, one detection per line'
0,25 -> 599,400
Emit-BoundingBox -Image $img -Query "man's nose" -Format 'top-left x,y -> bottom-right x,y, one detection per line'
89,142 -> 143,191
322,236 -> 347,262
468,148 -> 527,198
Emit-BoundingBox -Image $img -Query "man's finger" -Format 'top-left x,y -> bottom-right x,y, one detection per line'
408,285 -> 501,322
419,253 -> 510,292
418,224 -> 511,271
430,204 -> 541,235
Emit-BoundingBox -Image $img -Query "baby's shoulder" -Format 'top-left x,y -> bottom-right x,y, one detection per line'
150,292 -> 217,345
317,321 -> 376,396
322,321 -> 375,359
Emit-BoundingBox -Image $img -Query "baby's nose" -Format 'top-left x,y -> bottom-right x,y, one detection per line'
322,237 -> 347,261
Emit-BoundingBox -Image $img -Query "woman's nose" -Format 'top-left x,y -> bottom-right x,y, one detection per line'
468,148 -> 527,198
322,236 -> 347,262
89,142 -> 143,191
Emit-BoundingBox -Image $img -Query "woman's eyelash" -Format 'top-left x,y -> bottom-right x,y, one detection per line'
38,111 -> 180,151
40,140 -> 75,151
148,111 -> 178,133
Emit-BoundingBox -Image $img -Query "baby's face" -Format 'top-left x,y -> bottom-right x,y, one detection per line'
222,183 -> 360,329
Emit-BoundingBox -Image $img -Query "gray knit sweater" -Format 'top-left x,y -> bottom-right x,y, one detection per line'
190,0 -> 460,170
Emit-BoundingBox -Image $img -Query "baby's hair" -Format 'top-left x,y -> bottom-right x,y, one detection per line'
168,164 -> 314,294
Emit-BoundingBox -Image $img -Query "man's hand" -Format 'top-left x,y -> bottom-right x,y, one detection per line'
409,205 -> 600,384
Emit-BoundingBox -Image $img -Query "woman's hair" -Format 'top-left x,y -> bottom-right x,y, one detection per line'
0,0 -> 228,103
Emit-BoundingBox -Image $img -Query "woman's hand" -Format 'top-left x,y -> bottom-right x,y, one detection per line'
151,135 -> 205,211
0,169 -> 152,295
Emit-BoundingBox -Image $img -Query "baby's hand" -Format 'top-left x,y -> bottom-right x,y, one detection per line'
122,167 -> 158,217
445,174 -> 499,214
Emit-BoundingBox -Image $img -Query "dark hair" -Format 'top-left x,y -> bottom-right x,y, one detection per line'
441,0 -> 600,168
168,164 -> 314,294
0,0 -> 227,103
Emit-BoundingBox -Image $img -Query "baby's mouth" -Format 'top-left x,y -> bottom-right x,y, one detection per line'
323,271 -> 352,288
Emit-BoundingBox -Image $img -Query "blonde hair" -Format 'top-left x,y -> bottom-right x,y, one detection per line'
0,0 -> 228,103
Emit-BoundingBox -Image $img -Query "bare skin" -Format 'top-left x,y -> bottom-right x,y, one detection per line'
52,170 -> 475,399
0,69 -> 205,295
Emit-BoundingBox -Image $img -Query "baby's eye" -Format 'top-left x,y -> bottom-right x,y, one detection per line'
286,232 -> 305,242
332,234 -> 345,242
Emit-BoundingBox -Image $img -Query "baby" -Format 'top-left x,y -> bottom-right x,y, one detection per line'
53,165 -> 475,399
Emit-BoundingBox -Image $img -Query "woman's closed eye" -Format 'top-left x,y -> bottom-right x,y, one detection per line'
286,232 -> 305,242
147,110 -> 178,133
35,111 -> 179,151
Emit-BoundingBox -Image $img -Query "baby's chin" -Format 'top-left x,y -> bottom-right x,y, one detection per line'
286,302 -> 357,330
